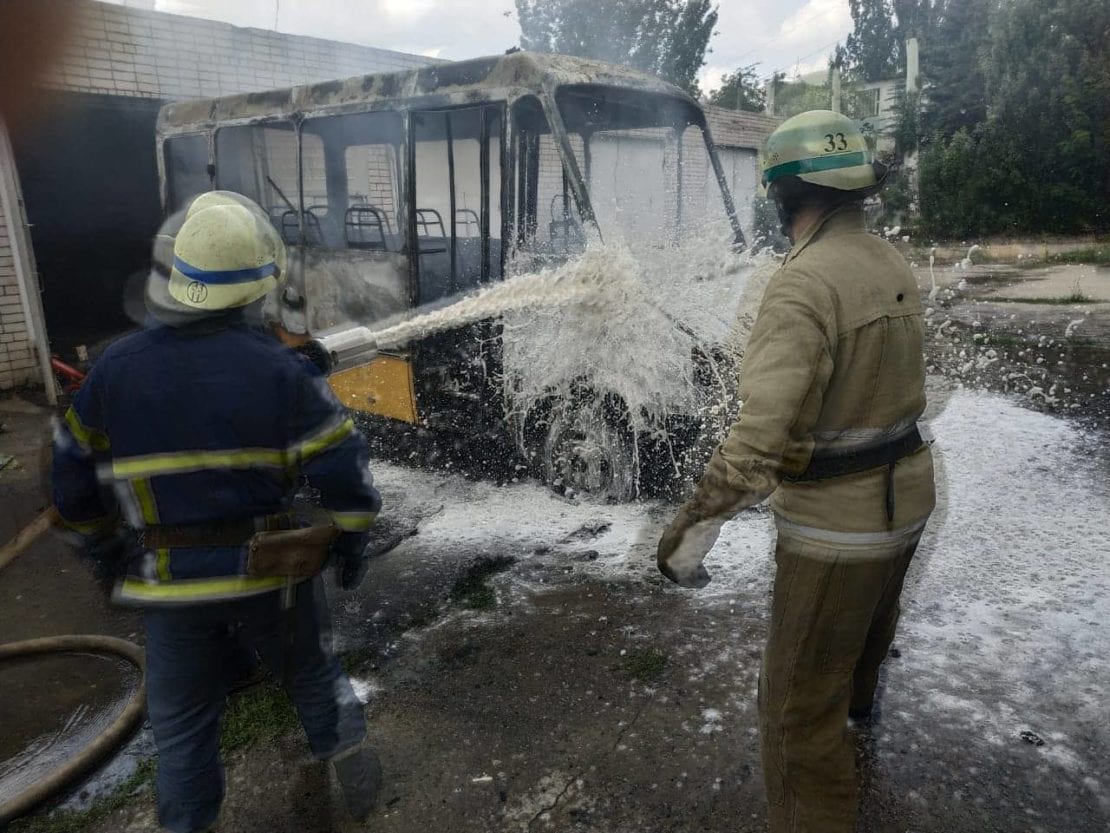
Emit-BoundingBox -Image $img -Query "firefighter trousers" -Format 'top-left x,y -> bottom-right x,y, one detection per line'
758,526 -> 924,833
143,576 -> 366,833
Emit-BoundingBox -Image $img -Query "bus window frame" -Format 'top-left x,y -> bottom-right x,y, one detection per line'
210,119 -> 301,240
298,110 -> 406,253
553,84 -> 744,248
162,132 -> 213,214
406,102 -> 507,305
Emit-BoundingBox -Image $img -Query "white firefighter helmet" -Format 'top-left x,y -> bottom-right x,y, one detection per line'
167,202 -> 285,312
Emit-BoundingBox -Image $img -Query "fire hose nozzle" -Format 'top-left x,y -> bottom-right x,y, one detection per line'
300,326 -> 379,375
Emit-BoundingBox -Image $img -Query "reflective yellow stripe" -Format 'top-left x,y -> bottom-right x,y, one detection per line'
132,478 -> 160,524
107,418 -> 354,481
329,510 -> 378,532
64,407 -> 110,453
155,549 -> 172,582
113,448 -> 287,479
118,575 -> 287,602
292,418 -> 355,464
59,511 -> 118,536
131,478 -> 171,581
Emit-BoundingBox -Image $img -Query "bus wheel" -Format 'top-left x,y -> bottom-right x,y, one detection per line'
541,399 -> 637,502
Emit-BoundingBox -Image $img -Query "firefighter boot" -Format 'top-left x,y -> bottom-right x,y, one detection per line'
330,741 -> 383,822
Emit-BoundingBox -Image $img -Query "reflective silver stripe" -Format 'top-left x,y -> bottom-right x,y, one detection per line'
112,479 -> 145,528
775,516 -> 927,548
812,416 -> 921,452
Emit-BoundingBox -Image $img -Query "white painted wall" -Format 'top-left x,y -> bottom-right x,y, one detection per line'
716,147 -> 760,242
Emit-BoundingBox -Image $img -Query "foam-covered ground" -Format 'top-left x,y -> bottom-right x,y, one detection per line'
361,385 -> 1110,823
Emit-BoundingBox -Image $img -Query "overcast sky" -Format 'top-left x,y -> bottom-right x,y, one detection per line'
105,0 -> 853,93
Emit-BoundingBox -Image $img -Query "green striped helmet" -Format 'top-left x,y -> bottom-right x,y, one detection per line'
761,110 -> 879,192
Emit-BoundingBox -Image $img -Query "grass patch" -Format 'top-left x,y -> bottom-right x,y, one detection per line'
981,333 -> 1024,347
1050,246 -> 1110,266
449,556 -> 516,610
220,682 -> 299,755
622,647 -> 669,683
9,760 -> 156,833
1017,245 -> 1110,268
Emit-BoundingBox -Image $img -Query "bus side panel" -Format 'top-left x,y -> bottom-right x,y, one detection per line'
330,355 -> 418,423
298,247 -> 420,423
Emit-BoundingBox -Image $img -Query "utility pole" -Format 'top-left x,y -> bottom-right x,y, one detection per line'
904,36 -> 921,202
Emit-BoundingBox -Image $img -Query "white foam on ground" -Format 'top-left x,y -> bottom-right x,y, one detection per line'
894,390 -> 1110,788
370,386 -> 1110,786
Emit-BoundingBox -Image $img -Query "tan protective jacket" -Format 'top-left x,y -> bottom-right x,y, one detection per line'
689,204 -> 935,546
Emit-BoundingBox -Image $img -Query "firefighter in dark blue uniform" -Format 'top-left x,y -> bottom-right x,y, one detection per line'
52,194 -> 383,832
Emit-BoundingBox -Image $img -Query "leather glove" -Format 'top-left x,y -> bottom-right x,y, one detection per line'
656,503 -> 721,589
331,532 -> 371,591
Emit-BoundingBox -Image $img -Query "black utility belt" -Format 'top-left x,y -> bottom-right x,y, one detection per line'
788,427 -> 924,483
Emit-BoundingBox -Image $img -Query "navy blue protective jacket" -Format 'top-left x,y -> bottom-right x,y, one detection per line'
52,316 -> 381,605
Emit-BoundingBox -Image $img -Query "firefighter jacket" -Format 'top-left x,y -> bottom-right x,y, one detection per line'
688,204 -> 935,547
52,315 -> 382,604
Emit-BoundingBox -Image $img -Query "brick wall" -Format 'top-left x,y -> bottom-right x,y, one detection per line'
0,192 -> 34,391
39,0 -> 433,102
703,107 -> 779,153
0,0 -> 436,390
347,145 -> 400,221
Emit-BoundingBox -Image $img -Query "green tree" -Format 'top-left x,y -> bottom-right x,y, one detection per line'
984,0 -> 1109,232
917,0 -> 1108,237
920,0 -> 993,137
836,0 -> 901,82
515,0 -> 719,95
769,72 -> 834,119
707,64 -> 765,111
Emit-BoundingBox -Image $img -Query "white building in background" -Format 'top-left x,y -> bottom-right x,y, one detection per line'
764,38 -> 921,156
0,0 -> 435,393
704,107 -> 780,234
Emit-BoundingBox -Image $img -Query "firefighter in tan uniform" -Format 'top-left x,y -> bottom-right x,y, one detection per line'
657,110 -> 936,832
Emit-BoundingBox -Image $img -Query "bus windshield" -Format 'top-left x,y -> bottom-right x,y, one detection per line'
554,86 -> 736,248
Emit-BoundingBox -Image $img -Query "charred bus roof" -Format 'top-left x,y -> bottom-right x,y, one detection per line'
157,51 -> 699,134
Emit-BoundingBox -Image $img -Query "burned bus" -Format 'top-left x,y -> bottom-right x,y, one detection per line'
156,52 -> 747,498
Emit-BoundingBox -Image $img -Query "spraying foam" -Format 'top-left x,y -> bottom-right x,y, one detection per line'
363,251 -> 618,352
353,229 -> 778,493
501,234 -> 776,434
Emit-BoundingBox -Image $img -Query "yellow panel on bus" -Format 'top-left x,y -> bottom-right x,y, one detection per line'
328,356 -> 419,424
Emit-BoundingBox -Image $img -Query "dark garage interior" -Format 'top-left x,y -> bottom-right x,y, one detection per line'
9,90 -> 164,360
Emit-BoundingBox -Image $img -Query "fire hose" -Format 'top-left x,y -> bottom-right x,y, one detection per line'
0,508 -> 147,826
